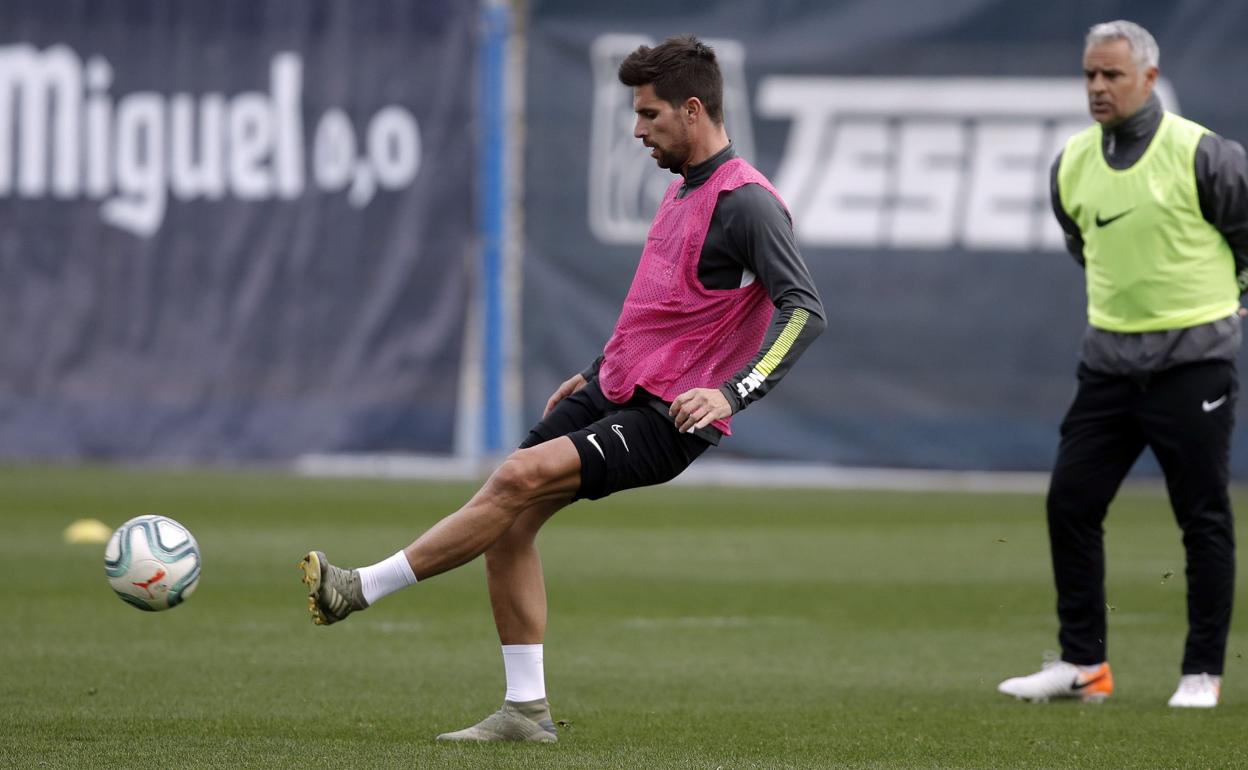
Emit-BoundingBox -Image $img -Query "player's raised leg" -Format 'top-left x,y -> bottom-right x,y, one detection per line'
300,438 -> 581,626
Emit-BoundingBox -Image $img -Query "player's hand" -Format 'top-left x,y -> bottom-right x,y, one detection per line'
544,373 -> 587,417
669,388 -> 731,434
1239,306 -> 1247,318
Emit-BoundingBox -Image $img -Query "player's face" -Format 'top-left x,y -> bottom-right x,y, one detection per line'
1083,38 -> 1157,127
633,84 -> 691,172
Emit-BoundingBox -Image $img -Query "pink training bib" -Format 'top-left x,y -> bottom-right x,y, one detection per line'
598,157 -> 783,435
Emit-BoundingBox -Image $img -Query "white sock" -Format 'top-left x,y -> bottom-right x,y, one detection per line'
358,550 -> 418,605
502,644 -> 546,703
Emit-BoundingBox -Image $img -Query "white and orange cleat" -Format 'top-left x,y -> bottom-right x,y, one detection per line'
1167,673 -> 1221,708
998,660 -> 1113,703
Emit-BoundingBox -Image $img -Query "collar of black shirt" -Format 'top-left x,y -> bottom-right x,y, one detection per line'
678,143 -> 738,198
1102,92 -> 1162,161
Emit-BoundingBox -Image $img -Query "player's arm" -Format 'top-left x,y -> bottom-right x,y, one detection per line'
1050,151 -> 1085,266
543,356 -> 603,417
714,185 -> 825,415
578,355 -> 604,381
1194,133 -> 1248,292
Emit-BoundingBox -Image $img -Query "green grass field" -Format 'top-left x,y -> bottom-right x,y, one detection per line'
3,465 -> 1246,769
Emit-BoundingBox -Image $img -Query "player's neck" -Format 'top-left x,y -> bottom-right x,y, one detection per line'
681,131 -> 731,176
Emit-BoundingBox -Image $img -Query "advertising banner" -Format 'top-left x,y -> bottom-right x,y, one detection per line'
524,0 -> 1248,471
0,0 -> 477,460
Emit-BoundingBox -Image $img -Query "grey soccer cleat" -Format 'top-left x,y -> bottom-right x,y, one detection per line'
436,699 -> 558,743
299,550 -> 369,626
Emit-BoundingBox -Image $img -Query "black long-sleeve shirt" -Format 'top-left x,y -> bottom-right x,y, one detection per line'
584,143 -> 825,442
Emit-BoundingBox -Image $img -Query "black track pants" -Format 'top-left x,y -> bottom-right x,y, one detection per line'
1046,360 -> 1237,675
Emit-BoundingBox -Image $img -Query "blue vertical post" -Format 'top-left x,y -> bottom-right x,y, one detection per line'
479,1 -> 509,455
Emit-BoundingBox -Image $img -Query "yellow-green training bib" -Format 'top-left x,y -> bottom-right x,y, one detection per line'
1057,112 -> 1236,333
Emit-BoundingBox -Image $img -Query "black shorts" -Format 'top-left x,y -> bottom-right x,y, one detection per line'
519,378 -> 711,500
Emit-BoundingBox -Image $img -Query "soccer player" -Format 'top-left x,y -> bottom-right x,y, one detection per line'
300,34 -> 824,741
998,20 -> 1248,708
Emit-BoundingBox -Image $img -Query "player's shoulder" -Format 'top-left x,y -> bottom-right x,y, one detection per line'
1059,123 -> 1101,158
718,181 -> 789,223
1195,130 -> 1247,164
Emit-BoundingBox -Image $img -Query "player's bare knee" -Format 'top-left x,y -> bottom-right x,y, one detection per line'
485,452 -> 547,508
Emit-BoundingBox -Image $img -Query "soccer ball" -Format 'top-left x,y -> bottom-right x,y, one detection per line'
104,515 -> 202,611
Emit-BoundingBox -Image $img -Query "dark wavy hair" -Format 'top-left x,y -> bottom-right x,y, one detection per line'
617,34 -> 724,125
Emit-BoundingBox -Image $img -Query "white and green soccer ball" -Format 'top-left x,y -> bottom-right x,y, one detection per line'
104,515 -> 202,611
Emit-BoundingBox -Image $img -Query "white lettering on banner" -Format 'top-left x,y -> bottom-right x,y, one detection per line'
585,43 -> 1181,253
0,44 -> 422,238
757,76 -> 1178,252
104,93 -> 165,235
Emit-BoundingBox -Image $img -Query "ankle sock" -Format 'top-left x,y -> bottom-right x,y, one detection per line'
358,550 -> 418,605
502,643 -> 546,703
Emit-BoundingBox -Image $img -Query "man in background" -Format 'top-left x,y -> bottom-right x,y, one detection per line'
999,19 -> 1248,708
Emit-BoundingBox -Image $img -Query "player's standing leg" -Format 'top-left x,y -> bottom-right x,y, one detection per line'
1049,369 -> 1146,669
436,500 -> 563,742
300,379 -> 604,742
999,366 -> 1143,701
1140,361 -> 1237,708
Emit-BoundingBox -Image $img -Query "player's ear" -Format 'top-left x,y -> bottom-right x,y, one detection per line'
683,97 -> 702,123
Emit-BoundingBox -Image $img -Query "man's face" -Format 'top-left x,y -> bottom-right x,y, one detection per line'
632,83 -> 691,172
1083,38 -> 1157,126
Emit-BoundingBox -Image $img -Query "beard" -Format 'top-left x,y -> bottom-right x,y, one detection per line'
653,146 -> 683,170
653,146 -> 688,172
650,128 -> 691,173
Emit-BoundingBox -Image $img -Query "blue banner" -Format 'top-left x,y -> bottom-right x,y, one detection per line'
0,0 -> 477,460
523,0 -> 1248,472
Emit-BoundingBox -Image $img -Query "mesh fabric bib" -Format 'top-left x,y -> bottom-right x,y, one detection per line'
598,157 -> 782,435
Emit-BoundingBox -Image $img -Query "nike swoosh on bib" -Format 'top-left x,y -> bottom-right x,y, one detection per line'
1094,208 -> 1134,227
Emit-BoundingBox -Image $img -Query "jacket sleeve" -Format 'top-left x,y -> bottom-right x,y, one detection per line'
1194,133 -> 1248,292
